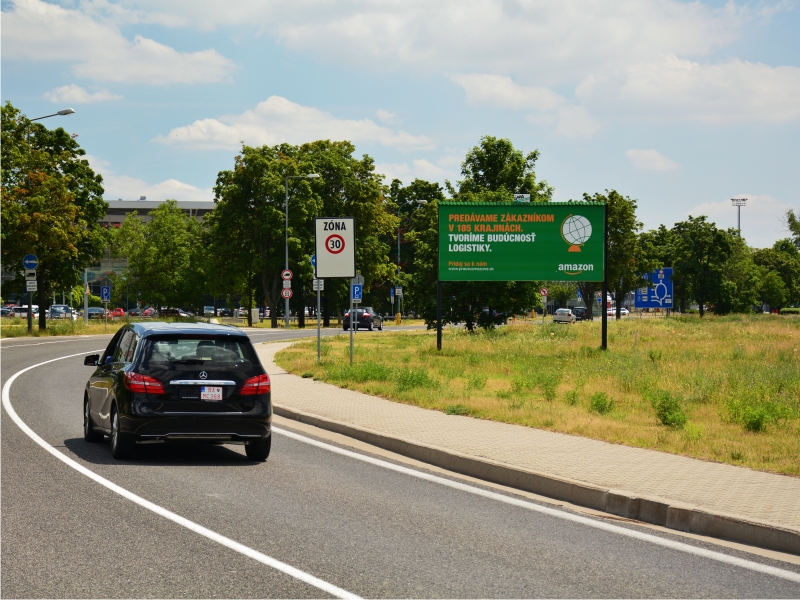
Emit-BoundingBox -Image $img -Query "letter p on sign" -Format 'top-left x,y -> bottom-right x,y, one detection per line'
315,217 -> 355,278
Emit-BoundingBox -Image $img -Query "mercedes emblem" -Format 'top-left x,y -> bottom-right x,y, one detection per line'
199,371 -> 208,380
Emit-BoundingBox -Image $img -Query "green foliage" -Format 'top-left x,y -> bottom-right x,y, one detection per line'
1,101 -> 107,330
589,392 -> 614,414
468,373 -> 488,389
327,361 -> 393,383
759,270 -> 789,309
779,307 -> 800,314
445,404 -> 472,416
648,390 -> 688,428
394,367 -> 436,391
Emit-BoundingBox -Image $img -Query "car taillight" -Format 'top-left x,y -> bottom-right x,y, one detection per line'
240,373 -> 271,395
124,372 -> 166,395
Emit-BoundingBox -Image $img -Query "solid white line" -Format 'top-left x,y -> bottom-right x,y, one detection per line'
0,336 -> 113,347
1,352 -> 360,600
273,426 -> 800,584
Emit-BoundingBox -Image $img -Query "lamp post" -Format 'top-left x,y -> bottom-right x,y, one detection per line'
284,173 -> 320,329
731,198 -> 747,233
25,108 -> 76,334
396,199 -> 427,317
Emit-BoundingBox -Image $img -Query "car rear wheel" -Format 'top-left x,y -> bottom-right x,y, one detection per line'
110,407 -> 135,460
368,320 -> 373,331
378,320 -> 383,330
245,436 -> 271,461
84,396 -> 103,443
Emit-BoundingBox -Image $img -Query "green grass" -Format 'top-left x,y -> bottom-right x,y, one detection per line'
275,314 -> 800,476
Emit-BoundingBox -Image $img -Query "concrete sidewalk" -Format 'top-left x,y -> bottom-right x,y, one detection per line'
255,342 -> 800,555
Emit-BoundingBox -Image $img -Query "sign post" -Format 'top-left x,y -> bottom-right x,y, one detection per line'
313,278 -> 324,360
437,201 -> 607,349
23,255 -> 38,334
101,285 -> 111,328
315,217 -> 357,363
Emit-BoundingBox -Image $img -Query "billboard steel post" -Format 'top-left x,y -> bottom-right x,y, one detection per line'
437,281 -> 442,351
601,203 -> 608,351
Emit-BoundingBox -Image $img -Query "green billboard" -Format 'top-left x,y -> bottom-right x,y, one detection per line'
439,202 -> 605,282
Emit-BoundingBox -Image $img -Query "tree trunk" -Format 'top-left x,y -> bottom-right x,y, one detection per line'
698,296 -> 705,318
37,272 -> 48,331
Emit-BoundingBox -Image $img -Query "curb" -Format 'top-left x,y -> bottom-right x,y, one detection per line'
274,404 -> 800,556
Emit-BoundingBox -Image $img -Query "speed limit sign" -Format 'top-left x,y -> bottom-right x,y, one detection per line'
315,217 -> 355,278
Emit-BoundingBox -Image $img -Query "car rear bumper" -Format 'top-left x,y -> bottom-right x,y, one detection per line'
120,414 -> 271,441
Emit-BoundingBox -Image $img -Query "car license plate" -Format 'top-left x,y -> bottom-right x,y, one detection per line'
200,386 -> 223,401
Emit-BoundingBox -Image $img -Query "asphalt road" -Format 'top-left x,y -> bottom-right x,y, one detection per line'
2,331 -> 800,598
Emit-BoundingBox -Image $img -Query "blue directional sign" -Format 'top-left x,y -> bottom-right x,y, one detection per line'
635,267 -> 673,309
100,286 -> 111,302
311,254 -> 316,268
352,284 -> 363,301
23,254 -> 39,270
390,287 -> 395,300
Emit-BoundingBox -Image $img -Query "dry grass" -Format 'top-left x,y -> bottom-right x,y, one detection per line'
0,317 -> 199,338
275,314 -> 800,476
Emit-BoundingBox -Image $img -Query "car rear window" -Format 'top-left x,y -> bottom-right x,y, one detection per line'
141,335 -> 258,366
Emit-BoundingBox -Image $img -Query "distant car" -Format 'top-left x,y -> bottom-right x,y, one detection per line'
86,307 -> 108,319
161,308 -> 190,318
218,308 -> 232,317
553,308 -> 576,324
343,306 -> 383,331
0,307 -> 12,318
110,307 -> 126,319
204,306 -> 215,316
11,305 -> 39,318
142,307 -> 158,318
50,304 -> 78,320
128,308 -> 141,317
572,306 -> 590,321
607,307 -> 630,317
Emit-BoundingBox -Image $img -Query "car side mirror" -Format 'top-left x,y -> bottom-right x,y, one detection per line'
84,354 -> 100,366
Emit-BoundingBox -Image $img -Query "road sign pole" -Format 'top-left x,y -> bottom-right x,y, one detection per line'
601,203 -> 608,351
83,268 -> 89,325
349,285 -> 354,365
317,285 -> 321,362
27,288 -> 33,334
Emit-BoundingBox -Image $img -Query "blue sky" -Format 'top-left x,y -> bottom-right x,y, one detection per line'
2,0 -> 799,248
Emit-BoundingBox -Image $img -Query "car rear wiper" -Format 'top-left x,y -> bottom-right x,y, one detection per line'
171,359 -> 205,365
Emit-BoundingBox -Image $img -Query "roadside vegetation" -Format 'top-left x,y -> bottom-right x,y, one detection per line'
275,314 -> 800,476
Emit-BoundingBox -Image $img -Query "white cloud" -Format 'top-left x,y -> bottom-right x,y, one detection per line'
687,194 -> 799,249
450,74 -> 564,112
375,159 -> 449,184
376,109 -> 398,124
156,96 -> 434,152
43,84 -> 122,104
103,175 -> 213,203
611,55 -> 800,123
626,149 -> 680,171
3,0 -> 236,84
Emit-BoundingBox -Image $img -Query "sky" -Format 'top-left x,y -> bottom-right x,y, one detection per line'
2,0 -> 799,249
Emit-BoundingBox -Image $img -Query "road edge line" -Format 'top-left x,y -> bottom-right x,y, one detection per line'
2,351 -> 361,600
273,404 -> 800,557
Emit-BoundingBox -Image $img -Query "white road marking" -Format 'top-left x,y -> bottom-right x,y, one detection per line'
1,352 -> 360,600
0,336 -> 112,347
274,426 -> 800,584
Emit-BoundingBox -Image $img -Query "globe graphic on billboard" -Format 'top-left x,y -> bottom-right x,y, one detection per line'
561,215 -> 592,252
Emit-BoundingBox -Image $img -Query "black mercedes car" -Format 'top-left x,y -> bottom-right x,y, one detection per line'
343,307 -> 383,330
83,322 -> 272,461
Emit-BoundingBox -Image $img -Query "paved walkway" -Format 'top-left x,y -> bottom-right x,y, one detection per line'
255,343 -> 800,533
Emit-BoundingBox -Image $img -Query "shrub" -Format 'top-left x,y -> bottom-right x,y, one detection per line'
647,349 -> 663,363
468,373 -> 488,389
779,307 -> 800,315
445,404 -> 471,416
394,368 -> 436,391
564,389 -> 579,406
589,392 -> 614,414
328,362 -> 392,383
649,390 -> 688,428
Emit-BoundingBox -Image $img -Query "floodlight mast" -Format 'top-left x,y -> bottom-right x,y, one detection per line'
731,198 -> 747,233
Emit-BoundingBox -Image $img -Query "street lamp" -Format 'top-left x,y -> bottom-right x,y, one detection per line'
396,199 -> 427,316
731,198 -> 747,233
284,173 -> 320,329
25,108 -> 76,333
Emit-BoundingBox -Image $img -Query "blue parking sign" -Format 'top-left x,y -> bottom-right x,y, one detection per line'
352,284 -> 363,301
101,286 -> 111,302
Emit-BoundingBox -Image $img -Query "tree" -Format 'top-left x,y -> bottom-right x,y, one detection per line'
410,136 -> 551,330
753,239 -> 800,307
1,101 -> 107,329
113,201 -> 199,310
720,233 -> 762,313
580,190 -> 653,319
546,282 -> 576,308
786,209 -> 800,251
671,217 -> 732,317
759,270 -> 788,309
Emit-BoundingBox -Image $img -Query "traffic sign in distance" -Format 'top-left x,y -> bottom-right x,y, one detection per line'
23,254 -> 39,270
25,269 -> 37,281
26,280 -> 38,292
352,284 -> 363,301
101,286 -> 111,302
282,280 -> 291,289
395,286 -> 403,297
390,287 -> 395,299
312,279 -> 324,291
352,274 -> 364,285
281,269 -> 293,280
315,217 -> 355,278
311,254 -> 316,267
540,288 -> 548,297
281,288 -> 293,299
